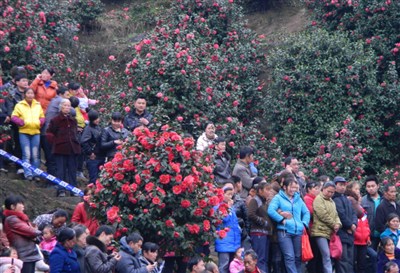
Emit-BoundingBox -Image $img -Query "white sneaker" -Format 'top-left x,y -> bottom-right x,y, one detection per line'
17,168 -> 24,174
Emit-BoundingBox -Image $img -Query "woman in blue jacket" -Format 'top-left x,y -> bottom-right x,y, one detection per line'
215,185 -> 241,273
268,176 -> 310,273
49,227 -> 81,273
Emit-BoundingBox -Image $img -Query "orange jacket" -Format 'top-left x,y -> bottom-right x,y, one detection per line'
30,78 -> 57,113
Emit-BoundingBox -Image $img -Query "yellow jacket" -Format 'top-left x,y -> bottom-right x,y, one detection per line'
11,99 -> 45,135
75,107 -> 85,128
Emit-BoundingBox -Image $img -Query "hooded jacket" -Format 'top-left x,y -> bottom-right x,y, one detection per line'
268,190 -> 310,235
214,204 -> 242,253
311,192 -> 341,239
115,236 -> 147,273
11,99 -> 45,135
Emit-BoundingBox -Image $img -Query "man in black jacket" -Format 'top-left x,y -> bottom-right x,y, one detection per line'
123,96 -> 153,132
332,176 -> 357,273
375,184 -> 400,235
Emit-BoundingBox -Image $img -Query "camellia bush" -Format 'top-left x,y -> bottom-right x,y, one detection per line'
101,0 -> 283,176
0,0 -> 79,77
264,28 -> 400,173
91,126 -> 228,255
305,116 -> 368,181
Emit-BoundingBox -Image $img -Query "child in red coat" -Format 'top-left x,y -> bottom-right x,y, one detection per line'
354,209 -> 371,273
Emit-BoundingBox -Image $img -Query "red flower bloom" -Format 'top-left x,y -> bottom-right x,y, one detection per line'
187,224 -> 200,234
145,182 -> 154,192
173,185 -> 182,195
174,232 -> 180,238
208,196 -> 220,206
203,220 -> 211,231
106,206 -> 119,222
121,183 -> 131,194
198,199 -> 207,208
135,174 -> 141,184
114,173 -> 124,181
165,219 -> 174,227
152,197 -> 161,205
194,208 -> 203,216
181,200 -> 191,208
130,183 -> 138,192
159,174 -> 171,185
217,230 -> 227,239
175,174 -> 183,182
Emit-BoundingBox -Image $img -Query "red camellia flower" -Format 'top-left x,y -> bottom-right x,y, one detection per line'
203,220 -> 211,231
187,224 -> 200,234
152,197 -> 161,205
181,200 -> 191,208
128,214 -> 134,221
106,206 -> 119,222
217,230 -> 227,239
159,174 -> 171,184
208,196 -> 220,206
173,185 -> 182,195
174,232 -> 180,238
165,219 -> 174,227
145,182 -> 154,192
121,183 -> 131,194
194,208 -> 203,216
114,173 -> 124,181
198,199 -> 207,208
135,174 -> 141,184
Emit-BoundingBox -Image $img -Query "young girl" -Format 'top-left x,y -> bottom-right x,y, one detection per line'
11,88 -> 45,181
380,213 -> 400,247
0,247 -> 23,273
229,247 -> 244,273
39,225 -> 57,254
75,86 -> 97,122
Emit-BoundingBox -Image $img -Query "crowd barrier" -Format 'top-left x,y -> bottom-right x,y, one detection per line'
0,149 -> 84,197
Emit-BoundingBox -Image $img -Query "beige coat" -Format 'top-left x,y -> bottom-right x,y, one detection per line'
311,192 -> 342,239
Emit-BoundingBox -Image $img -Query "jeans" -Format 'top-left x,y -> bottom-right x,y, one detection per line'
335,242 -> 354,273
307,236 -> 323,273
365,247 -> 377,273
269,241 -> 285,273
86,158 -> 104,183
277,231 -> 302,273
19,133 -> 40,178
54,154 -> 77,193
251,234 -> 270,273
218,252 -> 235,273
315,237 -> 333,273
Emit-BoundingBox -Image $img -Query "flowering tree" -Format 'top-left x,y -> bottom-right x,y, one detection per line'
305,117 -> 368,181
91,126 -> 227,255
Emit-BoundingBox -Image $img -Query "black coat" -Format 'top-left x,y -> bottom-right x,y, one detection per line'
100,126 -> 129,158
81,124 -> 104,158
375,198 -> 400,234
332,192 -> 358,244
213,151 -> 232,184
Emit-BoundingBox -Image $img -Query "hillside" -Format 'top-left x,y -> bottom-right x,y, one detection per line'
0,2 -> 309,218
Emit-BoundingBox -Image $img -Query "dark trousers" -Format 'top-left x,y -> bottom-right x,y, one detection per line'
163,257 -> 187,273
40,135 -> 56,176
55,154 -> 77,193
251,234 -> 270,273
10,123 -> 22,158
355,245 -> 367,273
335,242 -> 354,273
86,158 -> 104,183
21,261 -> 36,273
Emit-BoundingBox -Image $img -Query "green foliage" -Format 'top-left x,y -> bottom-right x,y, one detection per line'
264,28 -> 400,173
0,0 -> 79,77
67,0 -> 105,30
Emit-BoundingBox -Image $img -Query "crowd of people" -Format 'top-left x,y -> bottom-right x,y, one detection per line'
1,66 -> 400,273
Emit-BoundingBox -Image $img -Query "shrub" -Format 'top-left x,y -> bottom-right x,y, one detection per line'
67,0 -> 104,31
264,28 -> 400,173
91,126 -> 226,255
305,116 -> 368,181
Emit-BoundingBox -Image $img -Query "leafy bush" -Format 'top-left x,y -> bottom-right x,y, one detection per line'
67,0 -> 105,31
91,127 -> 225,255
305,116 -> 368,181
264,28 -> 400,173
0,0 -> 79,77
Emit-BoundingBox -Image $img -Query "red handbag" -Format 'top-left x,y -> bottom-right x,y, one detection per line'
330,232 -> 343,259
302,229 -> 314,262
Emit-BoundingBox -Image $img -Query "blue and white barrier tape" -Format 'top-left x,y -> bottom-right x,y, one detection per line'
0,149 -> 84,196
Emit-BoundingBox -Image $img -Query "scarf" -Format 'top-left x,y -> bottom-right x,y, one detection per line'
3,209 -> 30,222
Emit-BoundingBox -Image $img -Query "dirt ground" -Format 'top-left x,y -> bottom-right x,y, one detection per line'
0,3 -> 309,219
